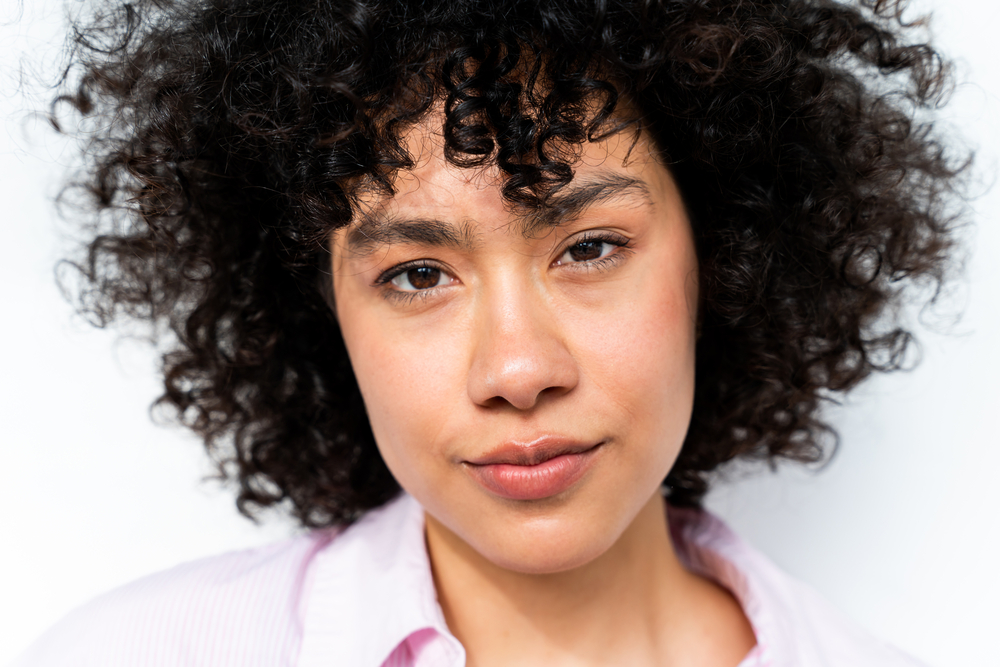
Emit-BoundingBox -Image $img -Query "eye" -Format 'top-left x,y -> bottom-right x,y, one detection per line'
373,259 -> 458,304
555,233 -> 630,266
561,239 -> 614,263
385,264 -> 452,292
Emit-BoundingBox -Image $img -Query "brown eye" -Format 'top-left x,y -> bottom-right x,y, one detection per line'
568,240 -> 606,262
408,267 -> 441,289
390,266 -> 446,291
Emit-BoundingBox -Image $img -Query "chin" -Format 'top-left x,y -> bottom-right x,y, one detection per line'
470,509 -> 627,576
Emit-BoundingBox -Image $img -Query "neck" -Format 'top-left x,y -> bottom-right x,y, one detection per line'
425,492 -> 755,667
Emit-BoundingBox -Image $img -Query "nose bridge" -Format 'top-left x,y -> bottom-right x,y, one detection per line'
466,270 -> 579,410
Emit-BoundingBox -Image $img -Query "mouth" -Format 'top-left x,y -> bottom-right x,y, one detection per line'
462,437 -> 604,501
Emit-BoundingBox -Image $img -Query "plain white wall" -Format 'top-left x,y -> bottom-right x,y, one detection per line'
1,1 -> 997,665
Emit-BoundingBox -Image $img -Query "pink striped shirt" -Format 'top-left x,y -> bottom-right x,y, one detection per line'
13,493 -> 926,666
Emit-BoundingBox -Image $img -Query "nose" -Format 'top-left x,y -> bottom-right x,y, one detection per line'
466,285 -> 580,411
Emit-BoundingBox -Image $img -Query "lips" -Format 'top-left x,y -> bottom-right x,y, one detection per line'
463,437 -> 603,501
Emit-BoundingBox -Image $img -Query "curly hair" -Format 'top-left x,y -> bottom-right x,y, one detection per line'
57,0 -> 964,526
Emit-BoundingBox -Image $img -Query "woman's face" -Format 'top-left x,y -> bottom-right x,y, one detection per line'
331,120 -> 699,574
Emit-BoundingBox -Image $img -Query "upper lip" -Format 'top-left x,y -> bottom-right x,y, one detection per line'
464,436 -> 603,467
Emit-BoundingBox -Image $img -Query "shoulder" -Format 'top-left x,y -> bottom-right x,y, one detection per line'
743,555 -> 926,667
12,531 -> 336,667
669,506 -> 928,667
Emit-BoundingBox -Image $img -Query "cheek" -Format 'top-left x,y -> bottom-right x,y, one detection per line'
564,261 -> 698,505
338,305 -> 469,480
580,266 -> 697,430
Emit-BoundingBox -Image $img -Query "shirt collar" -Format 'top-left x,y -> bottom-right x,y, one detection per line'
298,495 -> 756,667
667,506 -> 923,666
669,506 -> 772,660
300,494 -> 919,667
297,492 -> 464,667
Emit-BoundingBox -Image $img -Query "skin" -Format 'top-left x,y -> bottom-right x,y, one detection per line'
331,118 -> 755,666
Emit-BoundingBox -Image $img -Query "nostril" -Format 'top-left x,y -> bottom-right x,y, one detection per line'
467,343 -> 580,411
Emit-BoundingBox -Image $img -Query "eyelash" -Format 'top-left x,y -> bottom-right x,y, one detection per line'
554,231 -> 633,272
373,231 -> 633,303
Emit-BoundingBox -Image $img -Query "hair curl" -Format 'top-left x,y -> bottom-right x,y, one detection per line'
57,0 -> 965,526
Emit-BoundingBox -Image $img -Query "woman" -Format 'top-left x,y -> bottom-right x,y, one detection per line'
12,0 -> 968,664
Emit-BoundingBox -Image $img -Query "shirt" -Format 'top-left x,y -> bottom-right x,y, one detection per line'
12,492 -> 926,667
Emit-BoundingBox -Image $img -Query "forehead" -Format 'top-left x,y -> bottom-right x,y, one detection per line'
344,114 -> 667,250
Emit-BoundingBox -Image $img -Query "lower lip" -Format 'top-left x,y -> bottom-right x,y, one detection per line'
465,448 -> 600,501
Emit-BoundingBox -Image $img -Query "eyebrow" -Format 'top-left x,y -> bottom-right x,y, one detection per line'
521,173 -> 652,237
345,216 -> 480,256
344,172 -> 652,255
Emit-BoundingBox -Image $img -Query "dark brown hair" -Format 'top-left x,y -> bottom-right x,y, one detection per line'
58,0 -> 965,526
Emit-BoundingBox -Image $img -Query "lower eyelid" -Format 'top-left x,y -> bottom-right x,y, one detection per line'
381,290 -> 426,305
558,253 -> 628,276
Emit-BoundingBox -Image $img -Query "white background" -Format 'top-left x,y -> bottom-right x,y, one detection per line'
1,1 -> 998,665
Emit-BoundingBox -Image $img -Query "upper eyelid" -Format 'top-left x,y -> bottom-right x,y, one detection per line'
562,228 -> 631,243
555,231 -> 632,256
